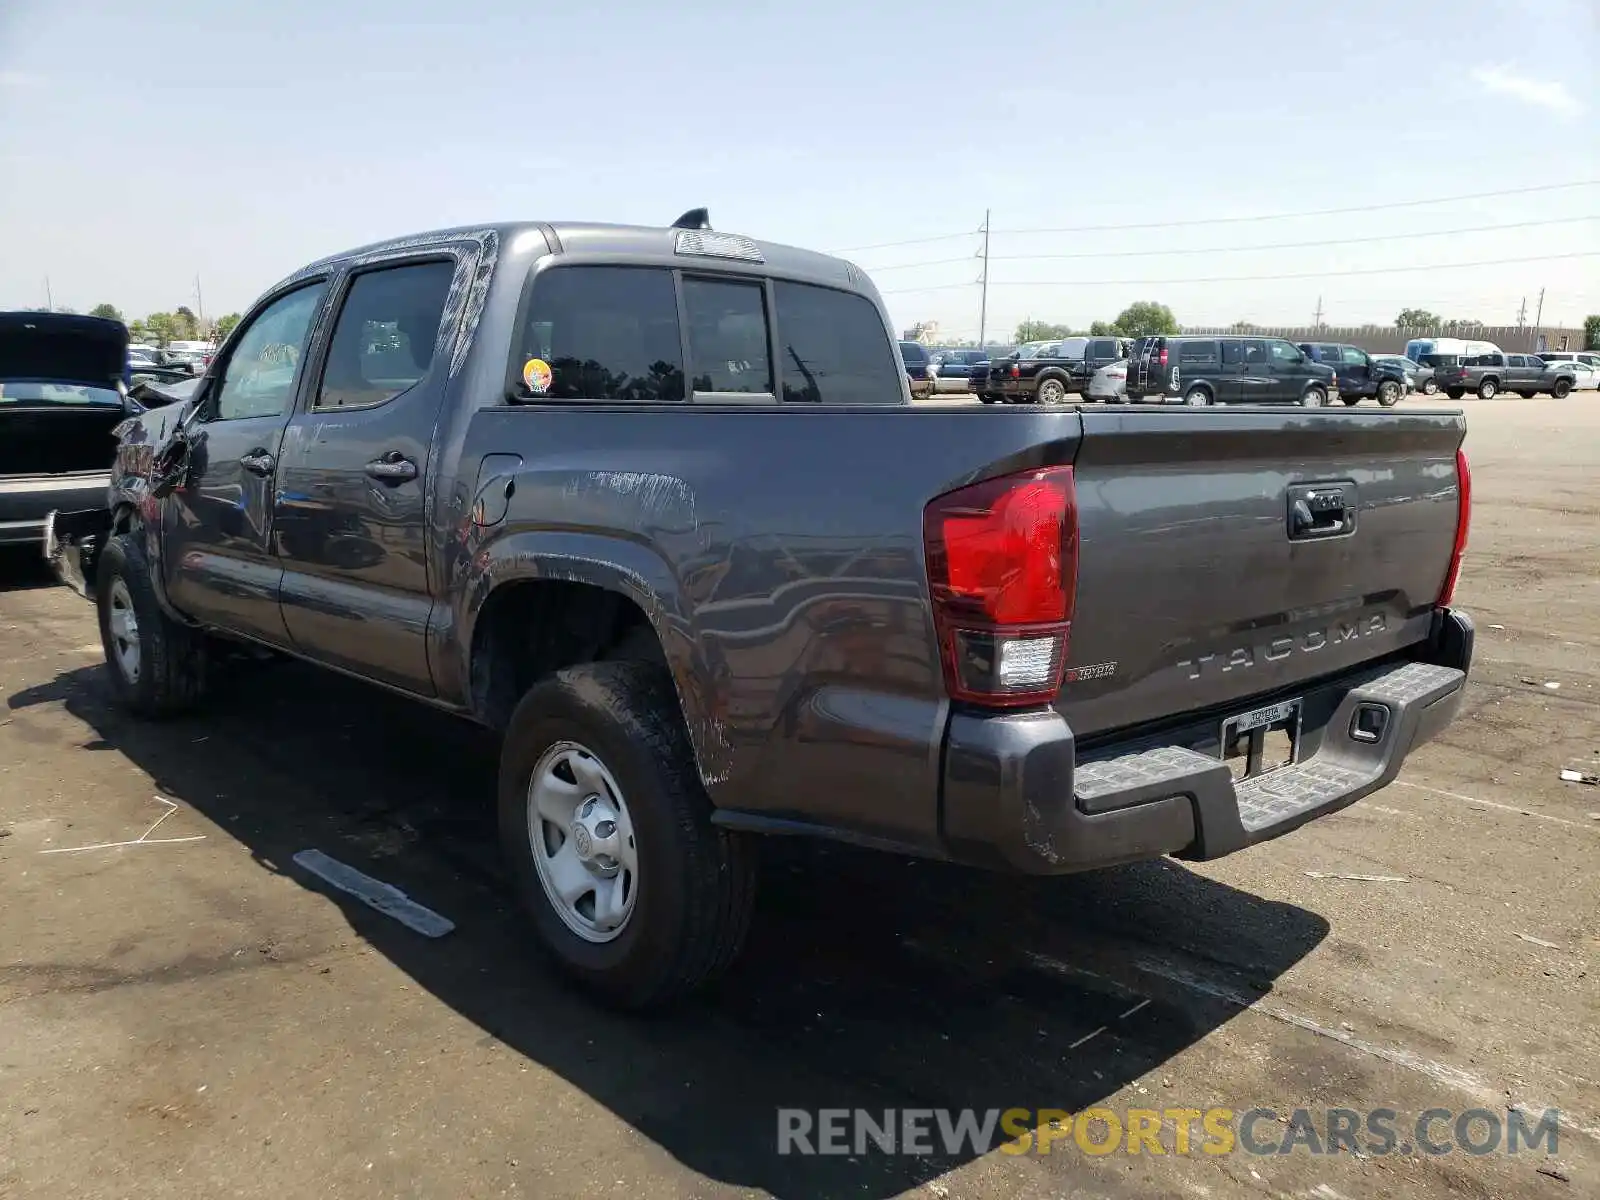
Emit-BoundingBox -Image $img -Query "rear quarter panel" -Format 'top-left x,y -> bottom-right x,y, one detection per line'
449,406 -> 1084,851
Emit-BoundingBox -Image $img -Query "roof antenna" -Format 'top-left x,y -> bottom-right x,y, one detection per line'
672,207 -> 711,230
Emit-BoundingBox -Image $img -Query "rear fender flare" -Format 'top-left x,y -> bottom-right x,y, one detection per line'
454,530 -> 729,789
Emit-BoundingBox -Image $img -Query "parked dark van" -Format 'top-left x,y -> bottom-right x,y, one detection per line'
1126,335 -> 1339,406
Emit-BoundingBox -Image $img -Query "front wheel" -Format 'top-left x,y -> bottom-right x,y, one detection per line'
1300,386 -> 1327,407
1377,380 -> 1401,407
498,660 -> 757,1010
95,533 -> 208,717
1422,379 -> 1439,395
1478,378 -> 1498,400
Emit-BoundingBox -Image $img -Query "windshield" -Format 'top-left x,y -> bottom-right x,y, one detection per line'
0,381 -> 123,406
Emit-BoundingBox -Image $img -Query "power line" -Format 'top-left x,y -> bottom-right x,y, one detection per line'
876,251 -> 1600,295
832,179 -> 1598,255
862,216 -> 1595,272
991,181 -> 1599,236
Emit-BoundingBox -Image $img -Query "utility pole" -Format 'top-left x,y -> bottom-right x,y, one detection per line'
1312,296 -> 1325,327
977,209 -> 991,347
194,275 -> 205,329
44,276 -> 53,311
1532,287 -> 1545,351
1516,296 -> 1527,329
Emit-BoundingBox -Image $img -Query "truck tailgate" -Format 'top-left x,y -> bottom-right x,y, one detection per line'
1059,407 -> 1467,741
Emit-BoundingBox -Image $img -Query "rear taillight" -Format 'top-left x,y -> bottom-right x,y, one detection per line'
1437,448 -> 1471,605
1010,364 -> 1020,379
923,466 -> 1078,707
1157,348 -> 1168,367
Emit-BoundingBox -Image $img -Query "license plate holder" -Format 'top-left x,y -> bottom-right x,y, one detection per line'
1220,698 -> 1302,782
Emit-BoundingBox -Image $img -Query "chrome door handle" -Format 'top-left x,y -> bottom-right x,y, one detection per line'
364,453 -> 418,483
239,450 -> 275,476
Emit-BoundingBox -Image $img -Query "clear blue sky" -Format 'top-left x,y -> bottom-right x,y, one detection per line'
2,0 -> 1595,339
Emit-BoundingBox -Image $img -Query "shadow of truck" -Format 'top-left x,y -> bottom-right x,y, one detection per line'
8,652 -> 1329,1199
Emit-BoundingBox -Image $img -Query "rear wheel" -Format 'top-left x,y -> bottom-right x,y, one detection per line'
1038,377 -> 1068,406
1446,388 -> 1465,400
1182,385 -> 1212,407
1552,378 -> 1572,399
1477,378 -> 1498,400
498,660 -> 757,1010
95,533 -> 208,717
1376,380 -> 1402,407
1342,395 -> 1362,406
1300,386 -> 1327,407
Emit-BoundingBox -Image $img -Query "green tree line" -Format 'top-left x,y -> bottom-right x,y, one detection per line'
83,303 -> 243,346
1013,302 -> 1180,344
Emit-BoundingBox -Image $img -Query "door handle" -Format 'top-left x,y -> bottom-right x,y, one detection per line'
239,449 -> 275,476
364,452 -> 418,483
1287,482 -> 1357,540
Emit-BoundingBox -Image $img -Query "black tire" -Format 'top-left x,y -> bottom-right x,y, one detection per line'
1422,379 -> 1438,395
94,533 -> 208,717
1377,380 -> 1402,407
1342,395 -> 1361,406
1552,379 -> 1572,399
1518,391 -> 1536,399
1300,385 -> 1327,407
1477,378 -> 1498,400
497,660 -> 757,1010
1446,388 -> 1465,400
1182,385 -> 1212,407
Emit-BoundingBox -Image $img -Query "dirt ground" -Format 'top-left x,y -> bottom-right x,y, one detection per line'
1,396 -> 1596,1200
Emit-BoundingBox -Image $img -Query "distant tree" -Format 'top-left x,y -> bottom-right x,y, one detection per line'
127,320 -> 150,343
1088,320 -> 1118,336
173,306 -> 199,339
1112,302 -> 1179,338
1013,319 -> 1074,343
1396,309 -> 1441,331
88,303 -> 123,322
1229,320 -> 1259,333
1441,318 -> 1484,334
1585,314 -> 1600,351
144,312 -> 177,346
214,312 -> 242,341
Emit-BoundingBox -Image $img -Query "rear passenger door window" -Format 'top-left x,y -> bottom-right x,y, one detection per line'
683,277 -> 772,397
1179,341 -> 1217,364
315,261 -> 455,411
518,266 -> 685,402
774,281 -> 904,404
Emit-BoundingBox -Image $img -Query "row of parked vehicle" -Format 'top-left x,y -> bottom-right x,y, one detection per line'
901,334 -> 1599,407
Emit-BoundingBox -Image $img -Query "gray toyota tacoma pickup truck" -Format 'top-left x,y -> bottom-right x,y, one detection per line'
44,210 -> 1475,1009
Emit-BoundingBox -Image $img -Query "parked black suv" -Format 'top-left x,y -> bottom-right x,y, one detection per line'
1126,335 -> 1339,406
996,335 -> 1130,404
1298,342 -> 1409,407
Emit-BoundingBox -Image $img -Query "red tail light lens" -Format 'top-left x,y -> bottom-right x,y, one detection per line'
1010,364 -> 1020,379
1437,448 -> 1471,605
923,466 -> 1079,706
1157,348 -> 1168,367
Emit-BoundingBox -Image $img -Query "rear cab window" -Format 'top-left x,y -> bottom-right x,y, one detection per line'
511,265 -> 902,405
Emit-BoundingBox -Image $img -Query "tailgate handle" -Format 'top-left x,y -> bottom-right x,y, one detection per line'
1287,482 -> 1356,540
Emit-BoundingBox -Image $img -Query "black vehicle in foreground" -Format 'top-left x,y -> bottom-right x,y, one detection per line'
1127,335 -> 1339,406
1298,342 -> 1410,407
995,335 -> 1130,404
0,313 -> 135,546
43,212 -> 1471,1010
